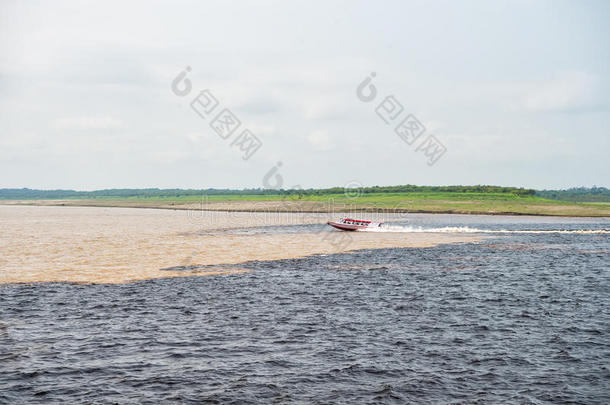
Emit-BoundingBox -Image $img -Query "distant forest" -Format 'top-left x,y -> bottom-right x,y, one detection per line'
2,185 -> 538,199
2,186 -> 609,202
536,187 -> 610,202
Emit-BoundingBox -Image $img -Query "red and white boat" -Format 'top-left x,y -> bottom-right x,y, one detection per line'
327,218 -> 383,231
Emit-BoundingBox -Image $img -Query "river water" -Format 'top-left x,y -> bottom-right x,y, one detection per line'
1,209 -> 609,403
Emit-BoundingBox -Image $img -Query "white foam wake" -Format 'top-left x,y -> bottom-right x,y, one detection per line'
359,225 -> 610,234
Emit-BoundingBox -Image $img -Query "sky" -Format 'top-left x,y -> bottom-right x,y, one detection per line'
0,0 -> 608,190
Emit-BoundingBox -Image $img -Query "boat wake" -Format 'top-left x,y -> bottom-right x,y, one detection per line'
360,225 -> 610,234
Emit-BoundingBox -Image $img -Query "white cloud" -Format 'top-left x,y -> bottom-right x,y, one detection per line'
307,130 -> 333,151
246,123 -> 277,137
523,71 -> 597,112
54,116 -> 124,131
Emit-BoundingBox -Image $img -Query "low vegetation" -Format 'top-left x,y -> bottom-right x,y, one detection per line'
1,186 -> 609,216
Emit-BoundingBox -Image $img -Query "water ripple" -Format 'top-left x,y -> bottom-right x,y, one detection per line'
1,231 -> 609,403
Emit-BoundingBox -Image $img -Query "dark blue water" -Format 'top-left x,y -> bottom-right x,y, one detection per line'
1,217 -> 609,404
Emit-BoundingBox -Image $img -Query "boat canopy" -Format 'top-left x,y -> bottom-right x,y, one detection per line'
341,218 -> 372,225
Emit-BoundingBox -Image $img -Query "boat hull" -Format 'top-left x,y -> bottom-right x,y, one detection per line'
327,221 -> 367,231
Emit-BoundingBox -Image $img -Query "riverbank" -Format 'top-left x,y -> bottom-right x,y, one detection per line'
2,192 -> 610,217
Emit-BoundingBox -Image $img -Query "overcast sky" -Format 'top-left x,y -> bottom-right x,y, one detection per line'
1,0 -> 608,190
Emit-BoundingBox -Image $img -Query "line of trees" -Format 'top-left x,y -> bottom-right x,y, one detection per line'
536,187 -> 610,202
4,186 -> 609,202
0,185 -> 537,199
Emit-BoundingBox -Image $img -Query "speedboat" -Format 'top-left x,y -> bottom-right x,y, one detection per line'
327,218 -> 383,231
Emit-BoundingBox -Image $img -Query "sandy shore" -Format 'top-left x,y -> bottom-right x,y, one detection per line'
2,197 -> 609,217
0,199 -> 349,212
0,205 -> 482,284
